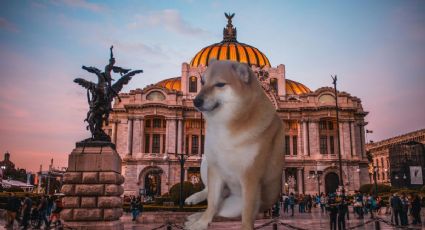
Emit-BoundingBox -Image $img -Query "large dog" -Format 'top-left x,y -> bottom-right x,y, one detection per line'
184,60 -> 284,230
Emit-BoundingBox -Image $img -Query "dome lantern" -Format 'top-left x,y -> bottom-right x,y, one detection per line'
190,13 -> 271,68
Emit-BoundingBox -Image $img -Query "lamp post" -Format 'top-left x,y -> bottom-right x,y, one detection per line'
331,75 -> 344,191
176,153 -> 189,209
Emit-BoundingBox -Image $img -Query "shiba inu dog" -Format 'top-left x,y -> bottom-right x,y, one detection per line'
184,60 -> 284,230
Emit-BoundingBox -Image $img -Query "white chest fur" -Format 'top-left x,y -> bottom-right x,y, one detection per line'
205,125 -> 258,189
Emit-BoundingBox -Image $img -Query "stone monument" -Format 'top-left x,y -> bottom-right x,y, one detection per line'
61,46 -> 142,229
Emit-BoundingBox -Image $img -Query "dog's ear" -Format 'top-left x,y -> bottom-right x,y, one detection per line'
232,62 -> 251,83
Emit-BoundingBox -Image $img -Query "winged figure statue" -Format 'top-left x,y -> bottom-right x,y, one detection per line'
74,46 -> 143,142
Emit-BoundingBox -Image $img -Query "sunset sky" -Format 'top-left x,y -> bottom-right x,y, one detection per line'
0,0 -> 424,172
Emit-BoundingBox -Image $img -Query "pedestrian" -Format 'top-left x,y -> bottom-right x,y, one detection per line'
49,198 -> 63,227
327,193 -> 338,230
354,191 -> 364,219
5,192 -> 21,228
321,193 -> 327,213
36,195 -> 50,229
289,192 -> 295,217
307,195 -> 313,213
20,194 -> 33,230
400,193 -> 409,226
47,195 -> 54,217
337,192 -> 347,230
390,193 -> 402,225
411,193 -> 422,225
283,195 -> 289,213
130,196 -> 140,221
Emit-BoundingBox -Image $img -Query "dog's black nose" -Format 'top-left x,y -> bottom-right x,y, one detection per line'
193,97 -> 204,108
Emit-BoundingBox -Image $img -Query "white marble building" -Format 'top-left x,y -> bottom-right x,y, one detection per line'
105,15 -> 370,197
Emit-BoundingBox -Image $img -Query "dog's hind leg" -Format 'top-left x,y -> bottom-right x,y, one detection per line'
217,194 -> 243,218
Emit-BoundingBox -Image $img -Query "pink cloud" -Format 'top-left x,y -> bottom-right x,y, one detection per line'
0,17 -> 19,33
51,0 -> 105,12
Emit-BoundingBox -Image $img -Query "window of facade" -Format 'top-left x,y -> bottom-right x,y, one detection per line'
283,121 -> 298,156
191,135 -> 199,154
320,136 -> 327,154
285,136 -> 290,155
184,119 -> 205,155
152,134 -> 160,153
292,136 -> 298,155
330,136 -> 335,154
270,78 -> 278,92
189,76 -> 197,93
319,119 -> 337,154
145,134 -> 150,153
144,117 -> 166,153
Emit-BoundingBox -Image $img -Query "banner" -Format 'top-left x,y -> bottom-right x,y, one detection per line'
410,166 -> 423,185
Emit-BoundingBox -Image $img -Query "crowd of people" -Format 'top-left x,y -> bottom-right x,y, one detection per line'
129,195 -> 144,221
4,193 -> 63,229
279,191 -> 423,229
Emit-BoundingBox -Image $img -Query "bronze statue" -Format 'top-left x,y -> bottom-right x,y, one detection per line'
74,46 -> 142,142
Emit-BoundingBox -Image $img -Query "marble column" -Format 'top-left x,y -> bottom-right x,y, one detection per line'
297,168 -> 304,194
165,118 -> 170,154
339,122 -> 345,157
302,121 -> 308,156
177,119 -> 183,153
111,121 -> 118,144
350,122 -> 356,156
132,118 -> 141,156
140,118 -> 145,155
127,118 -> 134,156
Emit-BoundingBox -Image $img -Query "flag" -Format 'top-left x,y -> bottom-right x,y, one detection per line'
366,129 -> 373,133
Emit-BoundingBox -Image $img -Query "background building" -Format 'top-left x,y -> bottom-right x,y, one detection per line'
366,128 -> 425,186
106,15 -> 370,197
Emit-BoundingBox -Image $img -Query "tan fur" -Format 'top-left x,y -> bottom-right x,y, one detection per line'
185,60 -> 284,230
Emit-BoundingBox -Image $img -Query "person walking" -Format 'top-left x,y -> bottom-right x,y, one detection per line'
289,193 -> 295,217
354,191 -> 363,219
283,195 -> 289,213
411,193 -> 422,225
337,193 -> 348,230
130,196 -> 140,221
5,192 -> 21,229
321,193 -> 327,213
390,193 -> 402,225
400,193 -> 409,226
36,195 -> 50,229
327,193 -> 338,230
20,194 -> 32,230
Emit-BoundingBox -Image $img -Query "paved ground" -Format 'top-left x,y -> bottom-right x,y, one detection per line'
124,207 -> 424,230
1,207 -> 423,230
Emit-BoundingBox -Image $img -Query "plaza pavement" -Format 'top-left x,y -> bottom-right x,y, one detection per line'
1,207 -> 423,229
123,207 -> 424,230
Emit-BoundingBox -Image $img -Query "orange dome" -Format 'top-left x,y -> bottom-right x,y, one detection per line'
190,13 -> 270,68
155,77 -> 181,91
190,42 -> 271,68
155,77 -> 311,95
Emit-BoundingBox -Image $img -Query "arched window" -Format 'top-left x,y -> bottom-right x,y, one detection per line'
146,91 -> 166,101
270,78 -> 278,92
189,76 -> 197,93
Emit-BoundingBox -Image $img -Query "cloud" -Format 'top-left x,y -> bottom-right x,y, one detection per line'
0,17 -> 19,33
51,0 -> 105,12
128,9 -> 208,37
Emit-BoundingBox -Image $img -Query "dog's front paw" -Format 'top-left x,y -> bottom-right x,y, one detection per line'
184,219 -> 209,230
186,212 -> 203,224
185,190 -> 206,205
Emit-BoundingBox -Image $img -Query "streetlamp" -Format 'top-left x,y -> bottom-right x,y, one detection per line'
331,75 -> 344,191
176,153 -> 189,209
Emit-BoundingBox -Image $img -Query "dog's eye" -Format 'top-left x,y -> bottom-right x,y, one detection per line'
215,82 -> 226,88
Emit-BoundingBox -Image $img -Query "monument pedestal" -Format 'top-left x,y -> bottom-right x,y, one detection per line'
61,141 -> 125,230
